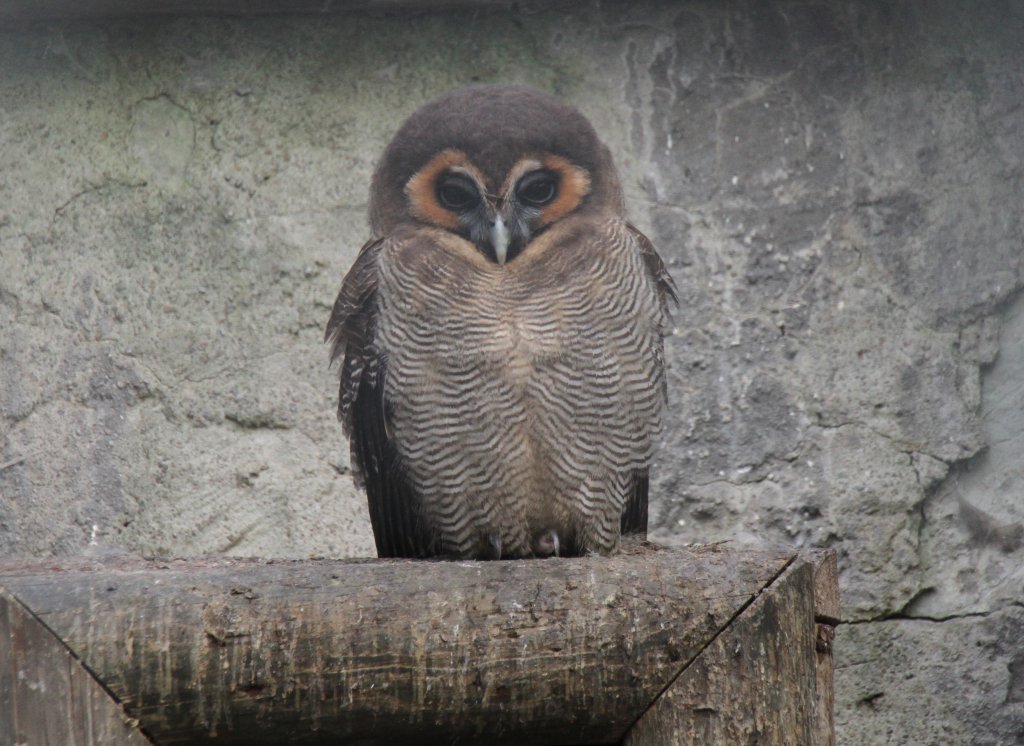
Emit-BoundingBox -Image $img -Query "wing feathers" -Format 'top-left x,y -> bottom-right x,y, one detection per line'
326,237 -> 437,557
626,220 -> 678,316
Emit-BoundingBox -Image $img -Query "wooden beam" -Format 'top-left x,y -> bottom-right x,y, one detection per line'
0,545 -> 834,745
0,588 -> 152,746
623,558 -> 820,745
809,549 -> 840,746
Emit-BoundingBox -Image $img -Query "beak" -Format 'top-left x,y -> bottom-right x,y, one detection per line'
491,216 -> 510,265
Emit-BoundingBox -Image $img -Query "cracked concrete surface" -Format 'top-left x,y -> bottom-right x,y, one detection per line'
1,2 -> 1022,743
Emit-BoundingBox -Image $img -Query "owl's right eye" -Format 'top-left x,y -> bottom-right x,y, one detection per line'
437,176 -> 479,211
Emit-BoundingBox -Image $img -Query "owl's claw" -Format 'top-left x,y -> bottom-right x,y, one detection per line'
532,529 -> 560,558
488,531 -> 503,560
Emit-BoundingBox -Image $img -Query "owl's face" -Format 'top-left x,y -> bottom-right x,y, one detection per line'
369,85 -> 624,264
403,148 -> 592,264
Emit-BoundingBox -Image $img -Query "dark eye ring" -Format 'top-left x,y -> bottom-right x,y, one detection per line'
437,176 -> 479,211
516,171 -> 558,207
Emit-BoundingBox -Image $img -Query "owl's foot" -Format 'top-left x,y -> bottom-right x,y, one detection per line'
487,531 -> 503,560
532,529 -> 560,558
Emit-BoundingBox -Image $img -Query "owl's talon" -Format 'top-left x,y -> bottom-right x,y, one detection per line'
488,532 -> 503,560
532,529 -> 560,558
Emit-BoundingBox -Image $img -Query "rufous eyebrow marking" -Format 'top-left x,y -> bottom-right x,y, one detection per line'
532,154 -> 591,228
404,148 -> 487,230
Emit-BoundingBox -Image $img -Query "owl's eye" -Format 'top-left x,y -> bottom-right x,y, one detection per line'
437,175 -> 479,211
516,172 -> 558,207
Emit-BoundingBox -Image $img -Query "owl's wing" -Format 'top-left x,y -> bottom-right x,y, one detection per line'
325,237 -> 438,558
620,471 -> 649,536
619,223 -> 678,538
626,220 -> 678,315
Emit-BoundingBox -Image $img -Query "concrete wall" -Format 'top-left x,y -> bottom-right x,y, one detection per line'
1,2 -> 1021,743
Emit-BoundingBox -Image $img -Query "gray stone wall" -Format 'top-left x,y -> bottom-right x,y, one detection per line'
1,2 -> 1021,743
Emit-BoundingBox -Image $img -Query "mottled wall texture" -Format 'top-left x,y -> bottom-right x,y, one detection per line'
1,1 -> 1021,743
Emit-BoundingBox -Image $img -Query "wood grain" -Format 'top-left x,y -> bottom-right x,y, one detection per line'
623,559 -> 818,745
0,545 -> 833,745
0,589 -> 152,746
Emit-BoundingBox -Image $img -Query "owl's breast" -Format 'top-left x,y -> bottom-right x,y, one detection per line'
377,224 -> 648,389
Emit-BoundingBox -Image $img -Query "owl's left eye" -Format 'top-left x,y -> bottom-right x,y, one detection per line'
437,175 -> 479,211
516,172 -> 558,207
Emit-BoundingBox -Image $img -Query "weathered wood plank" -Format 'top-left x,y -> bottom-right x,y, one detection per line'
809,548 -> 840,746
808,548 -> 841,624
815,620 -> 837,746
0,588 -> 152,746
0,545 -> 796,745
622,558 -> 819,745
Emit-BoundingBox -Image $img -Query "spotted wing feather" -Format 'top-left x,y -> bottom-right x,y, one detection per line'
325,238 -> 437,558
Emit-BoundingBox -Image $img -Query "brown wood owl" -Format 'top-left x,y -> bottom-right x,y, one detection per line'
326,85 -> 676,559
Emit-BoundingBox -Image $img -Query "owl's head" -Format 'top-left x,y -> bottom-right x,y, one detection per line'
369,85 -> 624,264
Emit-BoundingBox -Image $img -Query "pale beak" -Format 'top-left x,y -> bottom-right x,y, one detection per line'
491,216 -> 510,265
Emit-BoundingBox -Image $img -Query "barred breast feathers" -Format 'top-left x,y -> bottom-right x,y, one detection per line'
358,217 -> 673,556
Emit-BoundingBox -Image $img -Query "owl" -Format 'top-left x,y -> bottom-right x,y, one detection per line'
326,85 -> 676,559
